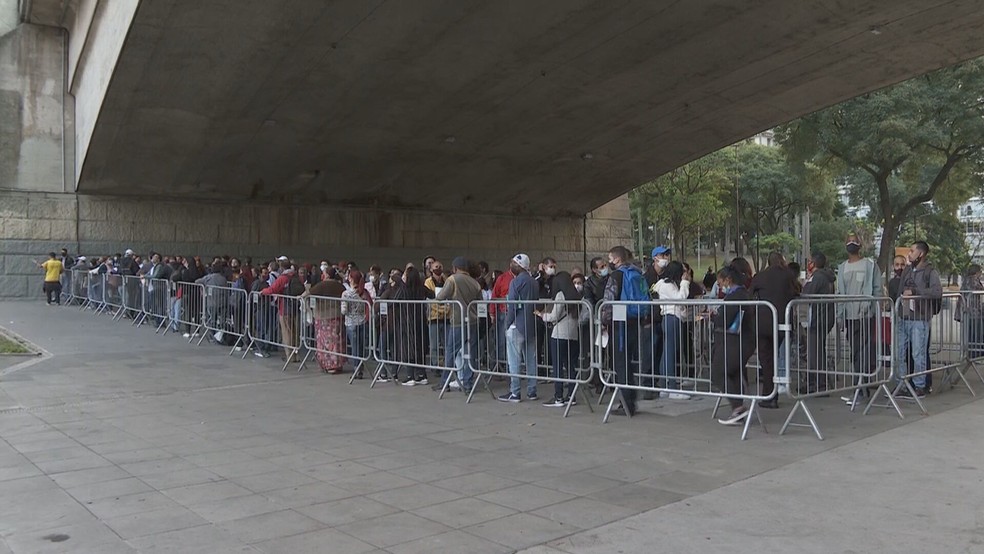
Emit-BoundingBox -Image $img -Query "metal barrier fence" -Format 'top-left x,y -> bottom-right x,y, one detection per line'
243,291 -> 304,371
69,269 -> 88,306
467,299 -> 595,417
778,295 -> 900,439
596,298 -> 778,440
143,277 -> 173,333
960,290 -> 984,385
98,272 -> 125,317
298,295 -> 373,380
198,285 -> 249,354
371,299 -> 464,393
172,282 -> 205,342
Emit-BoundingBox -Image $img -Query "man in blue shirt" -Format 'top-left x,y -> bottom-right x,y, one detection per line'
499,253 -> 541,402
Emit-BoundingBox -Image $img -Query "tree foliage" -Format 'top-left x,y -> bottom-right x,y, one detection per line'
779,58 -> 984,275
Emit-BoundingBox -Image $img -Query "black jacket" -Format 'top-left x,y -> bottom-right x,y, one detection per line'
802,267 -> 836,330
750,265 -> 800,329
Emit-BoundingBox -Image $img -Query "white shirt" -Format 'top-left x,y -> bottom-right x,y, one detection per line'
653,279 -> 691,319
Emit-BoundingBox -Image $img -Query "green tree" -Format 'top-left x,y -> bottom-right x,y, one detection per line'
631,151 -> 732,263
780,58 -> 984,275
898,208 -> 970,285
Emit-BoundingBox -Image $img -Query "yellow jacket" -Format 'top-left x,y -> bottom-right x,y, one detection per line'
424,277 -> 450,321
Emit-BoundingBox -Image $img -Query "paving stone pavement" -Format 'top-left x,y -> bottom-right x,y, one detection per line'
0,300 -> 981,553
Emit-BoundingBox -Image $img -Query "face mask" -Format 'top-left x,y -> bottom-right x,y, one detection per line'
545,267 -> 556,276
656,259 -> 669,269
600,267 -> 610,277
369,275 -> 377,283
320,264 -> 329,271
846,244 -> 861,255
574,283 -> 584,292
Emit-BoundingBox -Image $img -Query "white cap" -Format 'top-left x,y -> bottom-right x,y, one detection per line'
125,249 -> 134,256
512,253 -> 531,271
77,256 -> 87,261
276,255 -> 289,261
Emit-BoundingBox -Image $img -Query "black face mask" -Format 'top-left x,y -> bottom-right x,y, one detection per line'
846,244 -> 861,255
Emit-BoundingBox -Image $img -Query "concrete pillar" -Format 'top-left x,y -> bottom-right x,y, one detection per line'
0,0 -> 17,36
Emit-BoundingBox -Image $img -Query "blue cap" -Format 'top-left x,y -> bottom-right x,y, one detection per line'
651,246 -> 671,257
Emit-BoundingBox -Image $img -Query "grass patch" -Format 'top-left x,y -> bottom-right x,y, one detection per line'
0,336 -> 30,354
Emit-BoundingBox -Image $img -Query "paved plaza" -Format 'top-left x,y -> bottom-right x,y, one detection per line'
0,300 -> 982,553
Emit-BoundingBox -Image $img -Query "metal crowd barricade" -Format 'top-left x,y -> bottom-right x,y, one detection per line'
297,295 -> 373,378
197,285 -> 249,354
370,299 -> 464,392
467,299 -> 595,417
243,291 -> 304,371
70,268 -> 87,306
778,295 -> 900,440
959,290 -> 984,386
99,272 -> 125,317
120,275 -> 145,323
596,298 -> 778,440
891,292 -> 968,414
142,277 -> 173,333
172,282 -> 206,342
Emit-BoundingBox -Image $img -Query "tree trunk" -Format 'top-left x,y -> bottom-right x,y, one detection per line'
877,216 -> 899,285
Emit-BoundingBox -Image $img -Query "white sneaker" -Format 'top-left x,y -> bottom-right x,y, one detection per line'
667,393 -> 691,400
182,333 -> 191,338
448,381 -> 461,390
718,409 -> 748,426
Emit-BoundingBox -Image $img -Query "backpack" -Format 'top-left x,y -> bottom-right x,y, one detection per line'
287,275 -> 305,297
618,266 -> 651,319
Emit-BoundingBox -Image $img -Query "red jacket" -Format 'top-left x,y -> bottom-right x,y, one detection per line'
262,273 -> 293,314
492,272 -> 514,315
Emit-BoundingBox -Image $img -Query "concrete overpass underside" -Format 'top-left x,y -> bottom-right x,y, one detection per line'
3,0 -> 984,295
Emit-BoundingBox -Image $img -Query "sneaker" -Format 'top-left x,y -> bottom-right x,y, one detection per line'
912,387 -> 927,398
377,375 -> 390,383
253,351 -> 264,358
448,381 -> 461,390
718,409 -> 749,426
667,392 -> 691,400
542,398 -> 566,407
527,392 -> 538,401
183,333 -> 191,338
498,393 -> 521,403
567,397 -> 577,406
401,379 -> 416,387
414,378 -> 429,386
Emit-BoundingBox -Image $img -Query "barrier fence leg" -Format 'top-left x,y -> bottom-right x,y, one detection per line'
892,380 -> 929,415
779,400 -> 824,440
711,397 -> 724,420
298,348 -> 312,370
740,400 -> 767,441
242,339 -> 256,359
863,383 -> 904,419
602,388 -> 631,423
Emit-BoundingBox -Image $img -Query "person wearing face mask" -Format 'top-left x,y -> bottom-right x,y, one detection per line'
800,252 -> 836,394
582,257 -> 608,308
896,241 -> 943,398
645,246 -> 672,288
367,265 -> 383,297
834,233 -> 882,402
887,255 -> 908,302
713,265 -> 759,426
536,271 -> 583,407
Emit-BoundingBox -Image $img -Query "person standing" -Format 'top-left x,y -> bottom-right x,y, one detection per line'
800,252 -> 836,394
601,246 -> 648,416
702,266 -> 717,290
749,252 -> 800,409
537,271 -> 582,407
59,248 -> 75,303
960,264 -> 984,360
499,254 -> 540,402
37,252 -> 64,305
835,234 -> 881,401
424,260 -> 450,369
436,257 -> 484,392
652,261 -> 692,399
713,265 -> 759,425
896,241 -> 943,397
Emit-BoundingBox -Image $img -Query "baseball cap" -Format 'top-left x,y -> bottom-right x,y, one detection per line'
845,233 -> 861,246
651,246 -> 671,257
452,256 -> 469,270
276,255 -> 289,261
124,248 -> 134,256
512,253 -> 531,271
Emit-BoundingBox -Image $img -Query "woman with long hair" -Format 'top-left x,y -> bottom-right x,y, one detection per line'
341,270 -> 373,372
537,271 -> 582,407
712,265 -> 758,425
305,278 -> 346,373
653,261 -> 691,399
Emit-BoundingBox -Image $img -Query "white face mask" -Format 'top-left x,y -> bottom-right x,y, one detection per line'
545,267 -> 556,276
574,283 -> 584,292
656,258 -> 669,269
320,264 -> 329,272
600,267 -> 610,277
369,275 -> 377,283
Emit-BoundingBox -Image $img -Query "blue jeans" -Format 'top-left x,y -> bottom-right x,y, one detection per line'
507,326 -> 539,397
347,323 -> 368,359
444,324 -> 476,388
429,321 -> 446,367
170,297 -> 181,331
658,315 -> 681,390
898,319 -> 929,389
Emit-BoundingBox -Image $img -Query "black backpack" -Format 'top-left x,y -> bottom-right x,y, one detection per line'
287,275 -> 305,297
